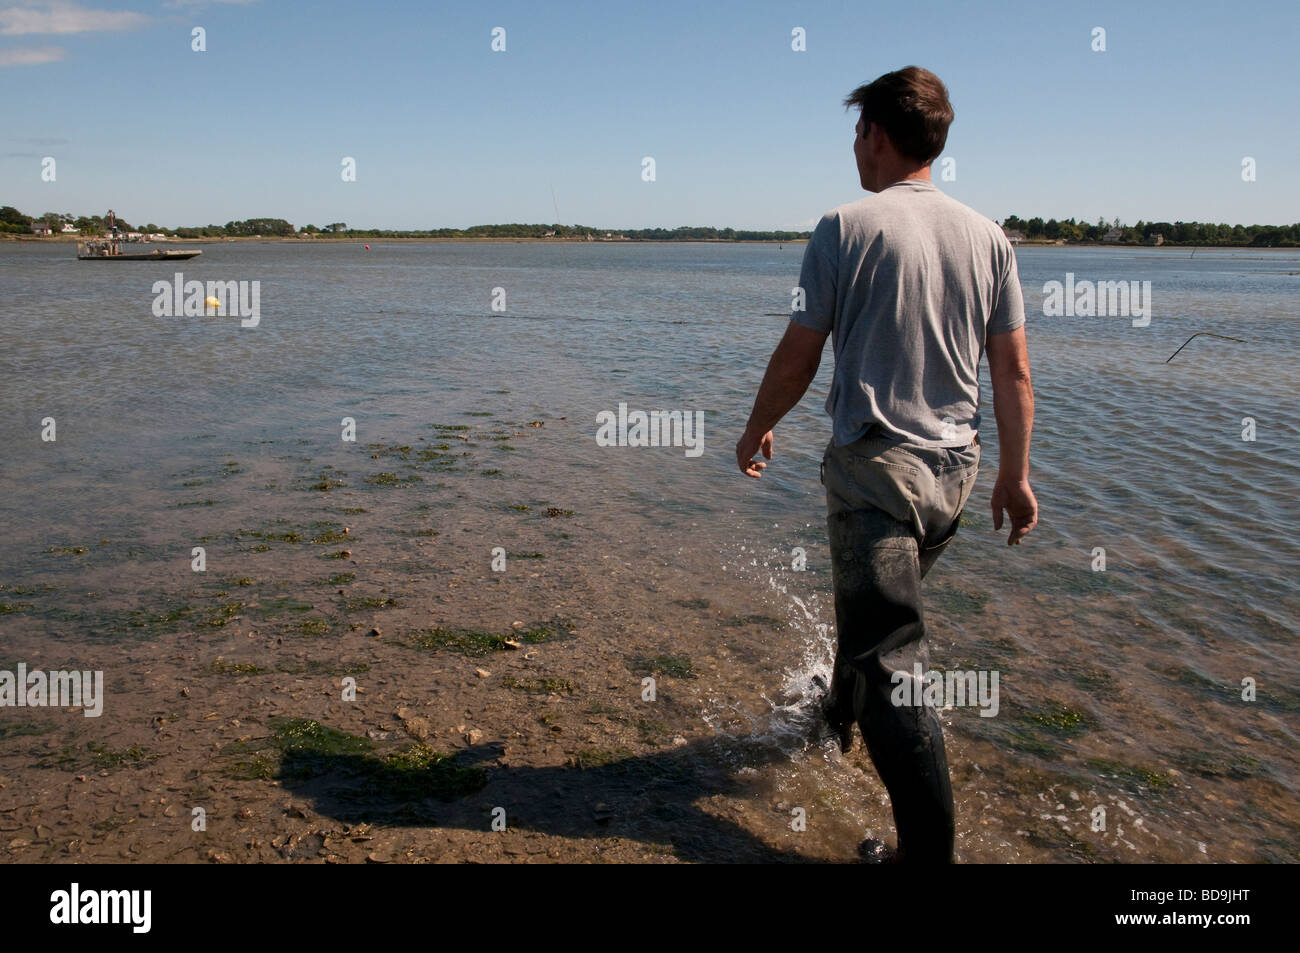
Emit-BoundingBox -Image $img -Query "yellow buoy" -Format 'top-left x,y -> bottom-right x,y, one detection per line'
204,296 -> 221,309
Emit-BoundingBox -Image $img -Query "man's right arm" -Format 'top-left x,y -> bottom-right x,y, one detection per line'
986,326 -> 1038,545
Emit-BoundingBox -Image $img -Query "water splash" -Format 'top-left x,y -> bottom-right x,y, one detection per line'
704,541 -> 839,753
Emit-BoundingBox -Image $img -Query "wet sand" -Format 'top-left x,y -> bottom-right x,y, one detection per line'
3,411 -> 1294,863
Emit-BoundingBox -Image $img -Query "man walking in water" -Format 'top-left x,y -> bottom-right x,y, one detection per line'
734,66 -> 1037,863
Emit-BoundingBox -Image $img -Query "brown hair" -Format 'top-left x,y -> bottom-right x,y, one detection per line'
843,66 -> 954,165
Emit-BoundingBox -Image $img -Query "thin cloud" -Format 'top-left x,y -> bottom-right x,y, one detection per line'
0,2 -> 149,35
0,44 -> 65,64
163,0 -> 255,8
4,135 -> 70,148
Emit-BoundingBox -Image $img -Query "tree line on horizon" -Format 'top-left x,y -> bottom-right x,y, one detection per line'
4,205 -> 1298,246
1001,215 -> 1300,247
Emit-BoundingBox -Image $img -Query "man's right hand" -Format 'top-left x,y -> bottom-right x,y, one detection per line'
990,476 -> 1037,545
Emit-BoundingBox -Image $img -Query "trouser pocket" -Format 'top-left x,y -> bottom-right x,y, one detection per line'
922,447 -> 980,550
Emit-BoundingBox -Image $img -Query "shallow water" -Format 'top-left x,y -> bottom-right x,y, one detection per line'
1,240 -> 1297,862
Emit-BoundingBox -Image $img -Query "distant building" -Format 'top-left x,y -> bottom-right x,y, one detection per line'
1102,227 -> 1123,243
543,230 -> 556,237
1003,228 -> 1025,244
61,223 -> 79,234
1144,233 -> 1165,246
31,224 -> 52,235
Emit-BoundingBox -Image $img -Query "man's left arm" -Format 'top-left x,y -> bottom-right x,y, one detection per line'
736,320 -> 829,478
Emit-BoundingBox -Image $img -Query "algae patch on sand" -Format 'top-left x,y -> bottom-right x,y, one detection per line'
628,654 -> 696,679
221,717 -> 485,799
405,619 -> 570,657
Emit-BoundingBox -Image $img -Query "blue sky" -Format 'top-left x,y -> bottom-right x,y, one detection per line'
3,0 -> 1297,230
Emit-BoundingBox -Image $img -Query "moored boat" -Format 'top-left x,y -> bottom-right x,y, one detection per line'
76,209 -> 202,261
78,244 -> 202,261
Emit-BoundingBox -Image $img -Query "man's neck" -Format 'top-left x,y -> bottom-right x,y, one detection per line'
887,165 -> 931,188
870,164 -> 932,192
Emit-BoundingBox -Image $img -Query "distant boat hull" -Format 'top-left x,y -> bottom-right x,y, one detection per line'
78,249 -> 202,261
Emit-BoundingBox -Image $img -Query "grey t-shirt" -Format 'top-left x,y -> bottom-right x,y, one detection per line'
793,179 -> 1025,448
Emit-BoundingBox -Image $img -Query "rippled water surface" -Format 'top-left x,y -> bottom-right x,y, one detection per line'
1,240 -> 1297,862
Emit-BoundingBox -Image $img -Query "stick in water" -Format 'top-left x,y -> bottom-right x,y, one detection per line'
1165,331 -> 1247,363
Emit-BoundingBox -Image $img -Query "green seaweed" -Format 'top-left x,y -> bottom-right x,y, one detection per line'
0,584 -> 60,596
223,717 -> 373,780
1171,749 -> 1262,780
309,473 -> 345,492
274,660 -> 369,676
365,444 -> 413,460
344,596 -> 397,611
1085,757 -> 1173,791
378,743 -> 487,798
636,719 -> 671,745
1003,729 -> 1061,760
568,747 -> 632,771
1024,701 -> 1096,737
122,603 -> 195,634
0,720 -> 55,741
406,620 -> 563,657
502,675 -> 576,695
239,528 -> 302,544
1071,667 -> 1114,691
200,601 -> 245,628
39,741 -> 160,771
628,654 -> 696,679
221,718 -> 485,799
364,471 -> 423,487
207,659 -> 266,676
311,528 -> 349,544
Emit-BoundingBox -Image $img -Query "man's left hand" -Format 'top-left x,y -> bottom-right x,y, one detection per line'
736,428 -> 774,478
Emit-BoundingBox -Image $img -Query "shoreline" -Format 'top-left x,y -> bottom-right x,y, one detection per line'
9,234 -> 1298,250
3,234 -> 806,245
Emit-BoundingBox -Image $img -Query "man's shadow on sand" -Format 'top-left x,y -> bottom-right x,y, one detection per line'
276,731 -> 837,863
